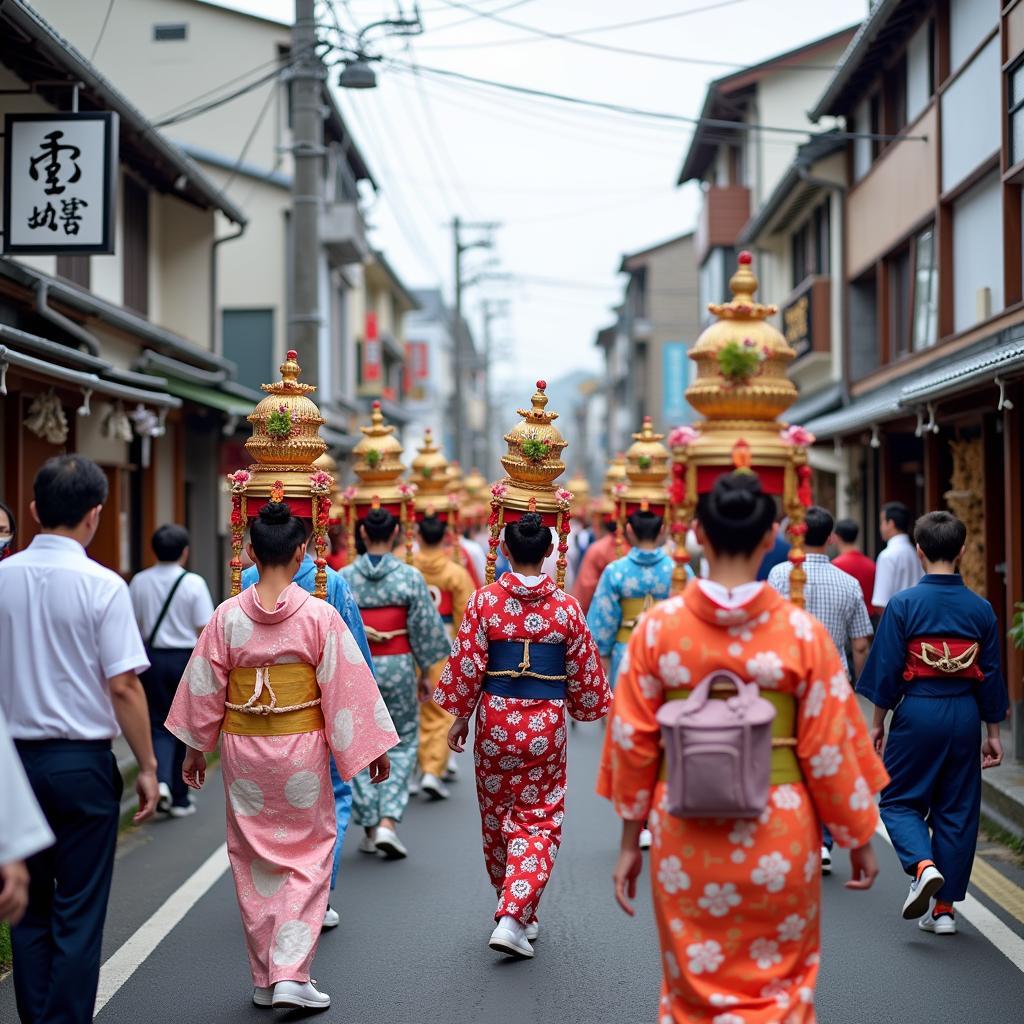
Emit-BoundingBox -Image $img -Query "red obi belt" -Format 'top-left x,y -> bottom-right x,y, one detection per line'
362,605 -> 411,656
428,585 -> 454,623
902,637 -> 984,682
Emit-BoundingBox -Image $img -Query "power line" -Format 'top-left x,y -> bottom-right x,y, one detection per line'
90,0 -> 116,61
154,60 -> 293,128
418,0 -> 535,34
212,76 -> 279,201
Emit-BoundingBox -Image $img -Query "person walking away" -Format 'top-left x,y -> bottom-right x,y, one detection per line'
166,499 -> 396,1010
341,508 -> 450,859
600,473 -> 886,1023
767,505 -> 874,875
436,512 -> 611,959
241,519 -> 374,928
573,518 -> 624,614
413,513 -> 476,801
831,517 -> 875,613
857,510 -> 1006,936
756,513 -> 789,580
0,703 -> 54,925
872,501 -> 923,612
130,524 -> 214,818
0,499 -> 17,561
0,455 -> 159,1024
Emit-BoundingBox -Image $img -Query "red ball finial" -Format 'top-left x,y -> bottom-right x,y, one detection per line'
536,379 -> 547,390
286,349 -> 298,360
372,400 -> 381,410
738,251 -> 753,266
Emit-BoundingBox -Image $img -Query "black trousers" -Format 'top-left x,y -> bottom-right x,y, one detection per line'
12,739 -> 122,1024
141,647 -> 192,805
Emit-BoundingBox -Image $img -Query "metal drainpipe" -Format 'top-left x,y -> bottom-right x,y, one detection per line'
210,221 -> 247,355
35,279 -> 101,356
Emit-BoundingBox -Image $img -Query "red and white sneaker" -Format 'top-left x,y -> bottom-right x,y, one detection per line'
902,862 -> 944,919
919,903 -> 957,935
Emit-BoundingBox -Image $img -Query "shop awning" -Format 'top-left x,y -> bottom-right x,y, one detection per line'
786,382 -> 843,426
803,379 -> 905,439
162,377 -> 253,418
898,337 -> 1024,405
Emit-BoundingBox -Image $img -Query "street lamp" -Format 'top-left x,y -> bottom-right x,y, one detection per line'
338,59 -> 377,89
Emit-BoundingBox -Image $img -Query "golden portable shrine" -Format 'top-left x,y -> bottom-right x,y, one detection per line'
667,251 -> 813,607
226,350 -> 334,599
615,417 -> 671,557
486,379 -> 574,588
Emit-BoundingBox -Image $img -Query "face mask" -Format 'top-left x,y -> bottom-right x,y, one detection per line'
0,537 -> 11,552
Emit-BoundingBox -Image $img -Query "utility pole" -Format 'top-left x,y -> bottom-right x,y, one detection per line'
290,0 -> 326,380
480,299 -> 509,472
451,217 -> 500,466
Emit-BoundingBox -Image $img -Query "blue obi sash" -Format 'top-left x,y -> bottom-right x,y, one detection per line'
484,639 -> 567,700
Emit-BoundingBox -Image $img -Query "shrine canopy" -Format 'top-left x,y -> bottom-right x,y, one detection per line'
667,252 -> 815,606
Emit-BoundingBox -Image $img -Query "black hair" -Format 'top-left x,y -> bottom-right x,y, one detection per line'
804,505 -> 834,548
695,473 -> 776,557
882,501 -> 911,534
627,510 -> 663,542
418,514 -> 447,546
33,455 -> 108,529
914,510 -> 966,564
360,508 -> 399,544
602,518 -> 618,535
0,500 -> 15,537
834,517 -> 859,544
152,524 -> 189,562
504,511 -> 552,565
249,501 -> 307,567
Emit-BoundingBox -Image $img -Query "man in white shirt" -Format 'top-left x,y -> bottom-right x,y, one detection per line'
130,524 -> 214,817
0,454 -> 158,1024
872,501 -> 924,612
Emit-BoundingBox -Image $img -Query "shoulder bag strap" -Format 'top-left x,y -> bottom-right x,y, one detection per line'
148,571 -> 188,648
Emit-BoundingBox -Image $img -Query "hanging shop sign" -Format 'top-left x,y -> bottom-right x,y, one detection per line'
2,112 -> 118,255
362,310 -> 382,384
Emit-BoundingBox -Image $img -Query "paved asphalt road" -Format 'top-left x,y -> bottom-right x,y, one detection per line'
2,722 -> 1024,1023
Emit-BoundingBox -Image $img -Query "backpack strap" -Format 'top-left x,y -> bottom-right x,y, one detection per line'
148,571 -> 188,648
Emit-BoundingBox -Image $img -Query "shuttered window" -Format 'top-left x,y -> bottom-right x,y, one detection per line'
122,176 -> 149,316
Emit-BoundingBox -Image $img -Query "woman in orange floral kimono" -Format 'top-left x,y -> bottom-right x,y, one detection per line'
598,473 -> 889,1024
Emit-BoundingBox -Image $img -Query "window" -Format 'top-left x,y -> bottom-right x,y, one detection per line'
852,98 -> 873,181
912,226 -> 937,351
886,55 -> 908,138
849,272 -> 879,379
949,0 -> 998,73
906,19 -> 934,123
56,255 -> 90,290
941,36 -> 1000,191
1010,59 -> 1024,166
952,171 -> 1003,332
789,202 -> 830,288
122,176 -> 149,316
154,23 -> 188,41
888,246 -> 912,359
222,310 -> 274,393
698,249 -> 733,322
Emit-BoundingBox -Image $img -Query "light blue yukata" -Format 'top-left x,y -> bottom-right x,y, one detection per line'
586,547 -> 678,687
341,553 -> 450,826
242,554 -> 373,889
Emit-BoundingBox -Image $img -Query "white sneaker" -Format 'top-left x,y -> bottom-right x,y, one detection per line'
408,773 -> 421,796
420,773 -> 450,801
157,782 -> 172,815
902,864 -> 945,919
919,909 -> 957,935
821,845 -> 832,876
168,801 -> 195,818
252,986 -> 273,1007
489,916 -> 534,959
445,756 -> 459,781
374,825 -> 408,860
525,919 -> 540,942
322,905 -> 339,929
358,831 -> 379,855
272,980 -> 330,1009
638,829 -> 653,850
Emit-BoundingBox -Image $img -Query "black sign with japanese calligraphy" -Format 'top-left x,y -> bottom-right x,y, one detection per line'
2,112 -> 118,255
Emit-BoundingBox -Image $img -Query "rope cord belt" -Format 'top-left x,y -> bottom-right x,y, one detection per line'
223,664 -> 323,737
363,625 -> 409,643
486,638 -> 567,681
484,639 -> 568,700
361,605 -> 412,655
224,666 -> 321,715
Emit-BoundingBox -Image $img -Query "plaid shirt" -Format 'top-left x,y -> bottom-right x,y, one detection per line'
767,554 -> 873,674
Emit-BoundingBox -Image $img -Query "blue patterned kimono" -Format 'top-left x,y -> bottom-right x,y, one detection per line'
341,553 -> 450,826
241,554 -> 373,888
586,547 -> 677,686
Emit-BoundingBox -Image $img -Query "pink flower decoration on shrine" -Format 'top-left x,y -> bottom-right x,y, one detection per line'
227,469 -> 251,492
555,487 -> 573,506
342,486 -> 359,501
309,470 -> 333,493
398,482 -> 418,498
491,482 -> 509,500
780,424 -> 816,447
667,425 -> 700,448
612,483 -> 629,498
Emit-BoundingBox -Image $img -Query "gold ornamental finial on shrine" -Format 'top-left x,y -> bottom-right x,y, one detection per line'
566,469 -> 591,516
616,417 -> 670,553
463,467 -> 488,502
409,428 -> 450,516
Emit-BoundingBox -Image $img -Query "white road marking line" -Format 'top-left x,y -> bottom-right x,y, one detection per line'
874,821 -> 1024,973
94,843 -> 230,1017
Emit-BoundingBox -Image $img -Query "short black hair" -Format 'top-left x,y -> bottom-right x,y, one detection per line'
696,473 -> 776,557
804,506 -> 834,548
361,508 -> 398,543
834,517 -> 859,544
627,510 -> 663,542
0,500 -> 15,537
249,502 -> 307,567
503,512 -> 552,565
882,501 -> 911,534
914,510 -> 966,563
33,455 -> 108,529
152,524 -> 189,562
418,514 -> 447,546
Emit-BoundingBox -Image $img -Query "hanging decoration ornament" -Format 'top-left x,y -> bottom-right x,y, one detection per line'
667,252 -> 813,607
487,380 -> 573,588
24,389 -> 69,444
225,350 -> 332,598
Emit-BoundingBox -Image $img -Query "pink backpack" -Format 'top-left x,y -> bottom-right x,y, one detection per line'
656,670 -> 777,819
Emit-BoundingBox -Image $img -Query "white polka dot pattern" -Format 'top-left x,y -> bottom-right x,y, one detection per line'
283,770 -> 320,809
187,656 -> 217,697
223,604 -> 255,648
332,709 -> 354,751
229,778 -> 264,816
250,858 -> 287,898
271,920 -> 313,966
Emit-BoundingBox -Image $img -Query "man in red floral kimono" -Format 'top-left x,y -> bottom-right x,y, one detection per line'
434,511 -> 611,960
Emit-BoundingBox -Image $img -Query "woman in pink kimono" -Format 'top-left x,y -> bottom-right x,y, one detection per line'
166,501 -> 397,1012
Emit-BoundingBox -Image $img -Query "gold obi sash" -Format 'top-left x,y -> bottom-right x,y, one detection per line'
223,664 -> 324,737
659,686 -> 802,785
617,595 -> 656,644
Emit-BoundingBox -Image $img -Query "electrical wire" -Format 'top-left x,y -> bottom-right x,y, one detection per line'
415,0 -> 535,34
212,75 -> 279,201
154,60 -> 294,128
90,0 -> 116,61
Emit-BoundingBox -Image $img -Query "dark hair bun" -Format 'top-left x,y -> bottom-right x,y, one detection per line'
516,511 -> 544,537
712,473 -> 761,521
365,508 -> 392,528
258,500 -> 293,526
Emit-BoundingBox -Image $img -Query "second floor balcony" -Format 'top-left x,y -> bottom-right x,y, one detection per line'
696,185 -> 750,264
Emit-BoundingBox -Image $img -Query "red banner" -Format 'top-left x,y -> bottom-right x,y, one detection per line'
363,311 -> 381,383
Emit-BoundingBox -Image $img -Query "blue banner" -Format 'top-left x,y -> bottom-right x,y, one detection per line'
662,341 -> 692,426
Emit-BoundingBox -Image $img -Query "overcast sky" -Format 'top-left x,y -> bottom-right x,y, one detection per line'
209,0 -> 867,392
